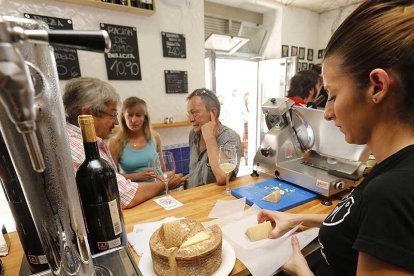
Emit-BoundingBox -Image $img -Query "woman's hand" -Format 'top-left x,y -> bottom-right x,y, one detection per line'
282,236 -> 313,276
257,210 -> 300,238
133,169 -> 156,181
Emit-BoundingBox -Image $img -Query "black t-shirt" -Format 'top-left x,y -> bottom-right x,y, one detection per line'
319,145 -> 414,275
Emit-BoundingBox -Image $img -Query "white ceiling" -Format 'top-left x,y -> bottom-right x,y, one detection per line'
205,0 -> 364,14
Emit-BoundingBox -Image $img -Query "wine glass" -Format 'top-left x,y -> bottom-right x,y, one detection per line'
218,145 -> 238,193
154,151 -> 176,207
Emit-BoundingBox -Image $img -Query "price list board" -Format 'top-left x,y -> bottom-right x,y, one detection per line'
24,13 -> 81,80
161,32 -> 186,58
164,70 -> 188,94
100,23 -> 142,80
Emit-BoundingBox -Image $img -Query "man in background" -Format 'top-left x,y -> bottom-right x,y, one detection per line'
287,70 -> 323,107
186,88 -> 242,188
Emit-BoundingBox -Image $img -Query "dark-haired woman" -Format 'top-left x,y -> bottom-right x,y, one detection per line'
259,1 -> 414,275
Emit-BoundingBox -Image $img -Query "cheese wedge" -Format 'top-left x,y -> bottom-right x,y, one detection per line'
180,231 -> 210,248
245,221 -> 272,241
262,190 -> 282,203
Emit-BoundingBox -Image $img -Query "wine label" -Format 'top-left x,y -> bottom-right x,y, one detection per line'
28,254 -> 48,264
108,199 -> 122,236
97,237 -> 122,251
83,199 -> 124,253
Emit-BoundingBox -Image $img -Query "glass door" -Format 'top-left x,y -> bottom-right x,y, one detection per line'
206,56 -> 259,176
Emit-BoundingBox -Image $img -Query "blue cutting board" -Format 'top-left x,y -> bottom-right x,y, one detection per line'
231,178 -> 318,211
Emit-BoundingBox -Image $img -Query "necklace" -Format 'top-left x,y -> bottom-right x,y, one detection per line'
130,136 -> 144,149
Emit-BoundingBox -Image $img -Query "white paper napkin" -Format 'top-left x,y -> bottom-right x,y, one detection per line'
206,202 -> 319,276
208,197 -> 246,219
153,195 -> 183,210
229,227 -> 319,276
221,214 -> 301,250
127,216 -> 184,256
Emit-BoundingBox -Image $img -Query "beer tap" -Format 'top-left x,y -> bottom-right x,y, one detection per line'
0,15 -> 113,275
0,17 -> 110,173
0,17 -> 45,172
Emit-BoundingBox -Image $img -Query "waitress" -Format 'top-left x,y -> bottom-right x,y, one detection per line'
260,0 -> 414,275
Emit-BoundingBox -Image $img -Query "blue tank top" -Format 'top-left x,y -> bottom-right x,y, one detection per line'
119,139 -> 157,174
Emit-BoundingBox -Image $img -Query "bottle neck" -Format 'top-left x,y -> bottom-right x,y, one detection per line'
83,141 -> 100,160
78,115 -> 101,160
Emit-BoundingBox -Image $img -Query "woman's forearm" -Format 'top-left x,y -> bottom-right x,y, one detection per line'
291,213 -> 327,228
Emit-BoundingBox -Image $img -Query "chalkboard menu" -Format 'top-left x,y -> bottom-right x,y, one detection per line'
161,32 -> 186,58
164,70 -> 188,94
24,13 -> 81,80
100,23 -> 141,80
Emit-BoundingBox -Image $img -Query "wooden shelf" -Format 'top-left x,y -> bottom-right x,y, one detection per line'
152,121 -> 191,129
53,0 -> 156,16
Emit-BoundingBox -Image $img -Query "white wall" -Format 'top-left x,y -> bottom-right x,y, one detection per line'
0,0 -> 204,146
317,4 -> 360,51
260,3 -> 359,64
261,8 -> 281,58
260,4 -> 320,64
281,6 -> 319,59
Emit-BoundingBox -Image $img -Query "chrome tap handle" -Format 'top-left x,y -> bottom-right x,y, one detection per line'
0,21 -> 45,172
13,27 -> 111,53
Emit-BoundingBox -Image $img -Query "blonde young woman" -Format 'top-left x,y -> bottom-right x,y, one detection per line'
109,97 -> 163,182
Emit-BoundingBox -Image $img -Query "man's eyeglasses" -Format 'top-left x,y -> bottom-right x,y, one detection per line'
191,88 -> 221,107
193,88 -> 214,98
99,110 -> 118,119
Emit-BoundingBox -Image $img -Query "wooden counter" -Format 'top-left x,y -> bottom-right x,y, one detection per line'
0,175 -> 339,276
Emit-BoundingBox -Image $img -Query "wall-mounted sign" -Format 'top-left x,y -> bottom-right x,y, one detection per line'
164,70 -> 188,94
161,32 -> 186,59
24,13 -> 81,80
100,23 -> 141,80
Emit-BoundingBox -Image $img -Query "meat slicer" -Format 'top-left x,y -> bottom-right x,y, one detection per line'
253,98 -> 370,202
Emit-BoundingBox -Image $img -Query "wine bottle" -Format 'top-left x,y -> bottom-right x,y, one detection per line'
0,133 -> 49,273
76,115 -> 126,254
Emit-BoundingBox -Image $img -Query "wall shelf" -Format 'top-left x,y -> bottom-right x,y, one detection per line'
152,121 -> 191,129
53,0 -> 156,16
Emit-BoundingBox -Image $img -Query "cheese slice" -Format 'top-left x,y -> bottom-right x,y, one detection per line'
245,221 -> 272,241
180,231 -> 210,248
262,190 -> 282,203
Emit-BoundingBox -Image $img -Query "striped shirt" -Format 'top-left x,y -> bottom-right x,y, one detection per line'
66,122 -> 138,208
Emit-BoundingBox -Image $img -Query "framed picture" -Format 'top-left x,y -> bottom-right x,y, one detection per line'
282,45 -> 289,57
301,62 -> 308,70
297,62 -> 302,71
318,49 -> 324,59
307,49 -> 314,61
299,47 -> 305,60
291,46 -> 298,56
308,63 -> 315,71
